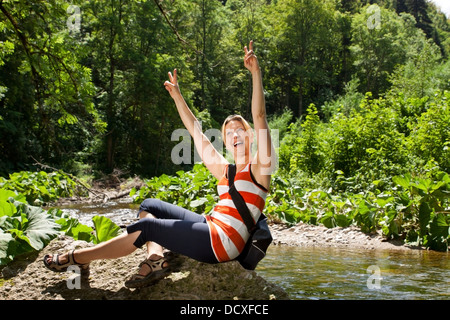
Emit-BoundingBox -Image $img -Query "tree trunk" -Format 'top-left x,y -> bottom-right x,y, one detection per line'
298,76 -> 304,117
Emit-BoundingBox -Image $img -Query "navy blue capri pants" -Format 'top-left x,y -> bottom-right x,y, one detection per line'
126,198 -> 218,264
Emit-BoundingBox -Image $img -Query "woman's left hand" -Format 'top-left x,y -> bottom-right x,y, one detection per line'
244,40 -> 260,73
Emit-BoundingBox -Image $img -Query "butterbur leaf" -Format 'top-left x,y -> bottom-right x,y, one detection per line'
392,174 -> 411,190
0,198 -> 16,217
190,198 -> 208,208
418,202 -> 431,236
430,213 -> 449,239
0,189 -> 27,217
14,201 -> 60,250
92,216 -> 121,244
56,217 -> 94,242
0,231 -> 13,260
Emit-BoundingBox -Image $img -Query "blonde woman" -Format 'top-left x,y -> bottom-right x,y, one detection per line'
44,41 -> 275,288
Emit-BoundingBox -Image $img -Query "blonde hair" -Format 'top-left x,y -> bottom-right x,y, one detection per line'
221,114 -> 252,143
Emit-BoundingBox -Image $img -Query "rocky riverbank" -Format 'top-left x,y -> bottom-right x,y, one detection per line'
270,221 -> 421,251
1,180 -> 422,300
0,220 -> 419,301
0,235 -> 289,300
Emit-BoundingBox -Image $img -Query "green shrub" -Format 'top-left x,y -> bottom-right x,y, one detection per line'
131,163 -> 218,215
327,94 -> 410,183
0,170 -> 85,205
408,91 -> 450,173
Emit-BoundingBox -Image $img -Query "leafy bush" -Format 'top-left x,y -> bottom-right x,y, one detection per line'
265,172 -> 449,251
131,163 -> 218,214
0,190 -> 60,265
407,91 -> 450,173
327,94 -> 410,182
0,171 -> 85,205
1,185 -> 121,266
390,172 -> 450,251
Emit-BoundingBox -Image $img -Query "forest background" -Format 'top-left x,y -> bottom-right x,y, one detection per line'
0,0 -> 449,259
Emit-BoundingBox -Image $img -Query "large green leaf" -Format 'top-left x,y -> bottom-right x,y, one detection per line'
418,202 -> 432,236
190,197 -> 208,208
14,201 -> 61,250
92,216 -> 121,244
392,174 -> 411,190
0,198 -> 16,217
0,231 -> 13,260
0,189 -> 26,217
429,213 -> 450,251
55,217 -> 94,242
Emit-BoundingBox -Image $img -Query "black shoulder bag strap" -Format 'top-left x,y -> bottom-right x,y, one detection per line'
227,164 -> 256,232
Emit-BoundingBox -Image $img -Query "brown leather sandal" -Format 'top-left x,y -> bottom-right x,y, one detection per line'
124,257 -> 170,288
43,249 -> 89,273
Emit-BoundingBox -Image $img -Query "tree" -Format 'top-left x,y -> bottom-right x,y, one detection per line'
186,0 -> 239,122
82,0 -> 194,176
0,0 -> 103,175
266,0 -> 342,116
226,0 -> 268,118
388,34 -> 443,99
350,5 -> 411,95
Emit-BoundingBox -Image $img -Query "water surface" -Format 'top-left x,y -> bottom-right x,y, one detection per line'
256,245 -> 449,300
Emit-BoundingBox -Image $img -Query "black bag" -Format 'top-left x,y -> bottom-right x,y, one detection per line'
228,164 -> 272,270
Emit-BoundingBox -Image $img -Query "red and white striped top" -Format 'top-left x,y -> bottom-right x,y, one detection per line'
206,163 -> 268,262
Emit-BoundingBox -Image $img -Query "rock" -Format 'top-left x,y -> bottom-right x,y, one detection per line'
0,236 -> 289,300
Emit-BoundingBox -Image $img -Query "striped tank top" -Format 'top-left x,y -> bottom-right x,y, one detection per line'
206,163 -> 268,262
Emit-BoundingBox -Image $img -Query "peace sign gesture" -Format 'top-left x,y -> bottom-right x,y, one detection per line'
164,69 -> 181,99
244,40 -> 260,73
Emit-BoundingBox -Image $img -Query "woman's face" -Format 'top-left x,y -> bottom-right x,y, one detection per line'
224,120 -> 253,156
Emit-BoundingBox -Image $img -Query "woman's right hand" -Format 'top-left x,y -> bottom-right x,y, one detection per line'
164,69 -> 181,99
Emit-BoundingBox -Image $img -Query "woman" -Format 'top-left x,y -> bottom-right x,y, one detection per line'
43,41 -> 275,288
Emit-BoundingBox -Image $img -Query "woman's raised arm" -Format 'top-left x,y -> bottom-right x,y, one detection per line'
164,69 -> 227,179
244,41 -> 276,188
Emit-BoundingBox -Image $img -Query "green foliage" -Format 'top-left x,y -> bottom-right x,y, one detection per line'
328,94 -> 410,182
49,209 -> 121,245
131,163 -> 218,215
279,104 -> 325,175
273,89 -> 450,250
407,91 -> 450,172
265,172 -> 450,251
52,210 -> 94,243
0,171 -> 121,265
0,195 -> 122,265
92,216 -> 121,244
390,172 -> 450,251
350,5 -> 412,95
0,171 -> 84,205
0,190 -> 60,265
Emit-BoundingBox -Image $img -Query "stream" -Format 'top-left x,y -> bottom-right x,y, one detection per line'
257,245 -> 449,300
57,200 -> 450,300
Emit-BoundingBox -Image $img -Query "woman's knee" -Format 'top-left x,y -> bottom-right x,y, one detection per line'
126,217 -> 154,248
139,198 -> 162,217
